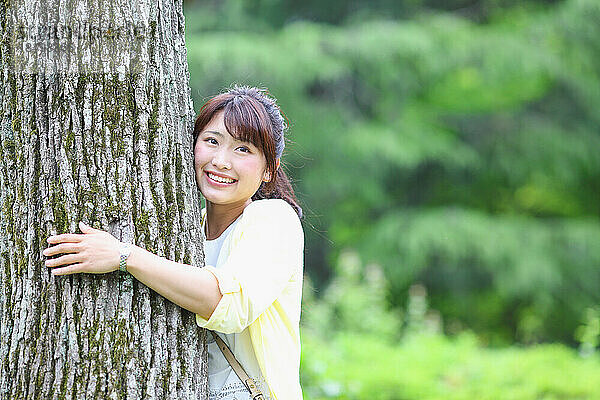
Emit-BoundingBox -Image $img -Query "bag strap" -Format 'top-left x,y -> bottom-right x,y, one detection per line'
210,331 -> 266,400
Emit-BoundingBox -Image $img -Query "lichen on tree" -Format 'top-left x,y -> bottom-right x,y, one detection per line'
0,0 -> 208,398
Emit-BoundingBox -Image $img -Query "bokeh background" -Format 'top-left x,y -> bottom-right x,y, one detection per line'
183,0 -> 600,398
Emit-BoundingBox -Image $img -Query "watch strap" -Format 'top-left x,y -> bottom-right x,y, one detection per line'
119,243 -> 131,273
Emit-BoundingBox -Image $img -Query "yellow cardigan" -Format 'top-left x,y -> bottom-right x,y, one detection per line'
195,199 -> 304,399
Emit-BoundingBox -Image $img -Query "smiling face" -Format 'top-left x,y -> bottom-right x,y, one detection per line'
194,111 -> 268,210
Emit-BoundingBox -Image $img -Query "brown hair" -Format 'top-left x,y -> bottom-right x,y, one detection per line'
193,85 -> 302,218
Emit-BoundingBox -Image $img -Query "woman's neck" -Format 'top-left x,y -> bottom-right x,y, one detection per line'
205,199 -> 252,240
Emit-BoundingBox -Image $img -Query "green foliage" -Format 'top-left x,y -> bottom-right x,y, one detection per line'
301,331 -> 600,399
185,0 -> 600,343
184,0 -> 565,28
302,249 -> 402,342
576,307 -> 600,357
301,251 -> 600,398
358,208 -> 600,343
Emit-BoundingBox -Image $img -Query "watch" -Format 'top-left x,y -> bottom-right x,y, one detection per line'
119,242 -> 132,273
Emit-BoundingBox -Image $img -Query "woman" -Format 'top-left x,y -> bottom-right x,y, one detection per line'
44,86 -> 304,400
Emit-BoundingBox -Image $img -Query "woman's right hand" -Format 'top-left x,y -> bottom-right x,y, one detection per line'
44,221 -> 121,276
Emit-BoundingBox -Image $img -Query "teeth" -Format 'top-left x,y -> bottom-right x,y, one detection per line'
208,172 -> 235,184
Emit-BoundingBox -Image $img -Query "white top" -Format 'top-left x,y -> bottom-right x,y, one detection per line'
203,216 -> 258,400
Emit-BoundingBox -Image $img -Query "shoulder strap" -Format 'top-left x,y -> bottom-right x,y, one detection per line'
210,331 -> 266,400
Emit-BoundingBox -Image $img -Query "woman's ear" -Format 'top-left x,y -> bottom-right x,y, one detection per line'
263,159 -> 280,182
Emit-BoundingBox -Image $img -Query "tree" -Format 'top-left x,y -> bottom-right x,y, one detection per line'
0,0 -> 208,398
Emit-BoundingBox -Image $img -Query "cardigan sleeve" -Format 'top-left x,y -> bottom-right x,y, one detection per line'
195,199 -> 304,334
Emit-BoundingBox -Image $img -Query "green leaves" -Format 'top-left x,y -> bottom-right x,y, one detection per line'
185,0 -> 600,343
359,208 -> 600,342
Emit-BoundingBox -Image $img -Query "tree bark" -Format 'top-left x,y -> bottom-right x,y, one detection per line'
0,0 -> 207,398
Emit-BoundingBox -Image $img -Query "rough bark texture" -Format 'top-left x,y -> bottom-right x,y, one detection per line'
0,0 -> 208,398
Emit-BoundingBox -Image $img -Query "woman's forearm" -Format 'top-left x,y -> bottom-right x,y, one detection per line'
126,245 -> 222,320
43,222 -> 221,319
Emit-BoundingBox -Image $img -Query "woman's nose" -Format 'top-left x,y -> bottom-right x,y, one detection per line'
212,150 -> 231,170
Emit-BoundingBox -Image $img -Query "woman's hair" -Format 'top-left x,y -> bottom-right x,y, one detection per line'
193,85 -> 302,218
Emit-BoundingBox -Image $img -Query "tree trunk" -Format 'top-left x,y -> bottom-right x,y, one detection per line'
0,0 -> 207,398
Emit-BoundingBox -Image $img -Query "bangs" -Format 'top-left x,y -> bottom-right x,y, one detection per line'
222,97 -> 273,155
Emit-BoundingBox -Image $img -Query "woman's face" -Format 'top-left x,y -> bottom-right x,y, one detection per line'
194,111 -> 268,209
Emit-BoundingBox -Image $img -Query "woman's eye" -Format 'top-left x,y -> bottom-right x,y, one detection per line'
205,138 -> 218,145
237,146 -> 250,153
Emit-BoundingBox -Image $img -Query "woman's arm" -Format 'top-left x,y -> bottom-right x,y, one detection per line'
44,221 -> 221,320
126,246 -> 222,319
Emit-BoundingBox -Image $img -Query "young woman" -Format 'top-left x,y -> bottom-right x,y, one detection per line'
43,86 -> 304,400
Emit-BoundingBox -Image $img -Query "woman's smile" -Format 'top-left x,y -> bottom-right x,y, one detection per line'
205,171 -> 237,185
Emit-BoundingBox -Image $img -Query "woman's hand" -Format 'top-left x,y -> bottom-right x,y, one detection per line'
44,221 -> 121,276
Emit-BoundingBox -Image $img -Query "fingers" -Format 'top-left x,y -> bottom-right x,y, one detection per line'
47,222 -> 102,244
79,221 -> 101,233
51,263 -> 86,276
45,253 -> 82,269
47,233 -> 83,244
43,243 -> 81,257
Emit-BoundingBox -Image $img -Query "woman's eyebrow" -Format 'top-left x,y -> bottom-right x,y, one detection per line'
203,130 -> 224,137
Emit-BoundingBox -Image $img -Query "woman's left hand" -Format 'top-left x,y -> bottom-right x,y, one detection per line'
44,221 -> 121,276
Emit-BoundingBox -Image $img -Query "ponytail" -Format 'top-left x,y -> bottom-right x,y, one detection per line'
253,166 -> 303,219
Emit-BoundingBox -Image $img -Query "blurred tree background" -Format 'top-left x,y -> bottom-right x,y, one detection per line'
183,0 -> 600,397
